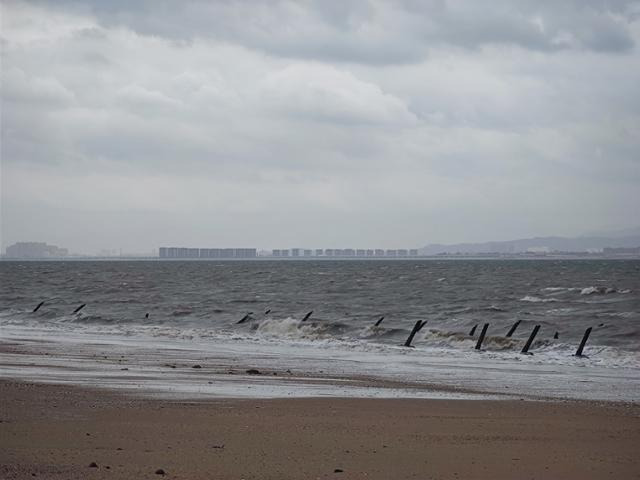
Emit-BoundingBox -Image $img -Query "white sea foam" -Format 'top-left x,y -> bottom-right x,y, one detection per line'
596,311 -> 636,319
254,317 -> 331,340
541,287 -> 582,292
580,286 -> 630,295
539,286 -> 631,296
544,307 -> 577,315
520,295 -> 559,303
1,323 -> 638,401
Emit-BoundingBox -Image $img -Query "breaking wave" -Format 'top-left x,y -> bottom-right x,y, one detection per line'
541,287 -> 581,292
580,286 -> 630,295
251,317 -> 348,340
520,296 -> 559,303
539,286 -> 631,296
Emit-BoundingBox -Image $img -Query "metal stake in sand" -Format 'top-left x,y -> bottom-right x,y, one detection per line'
404,320 -> 427,347
574,327 -> 592,357
374,316 -> 385,327
475,324 -> 489,350
506,320 -> 521,338
521,325 -> 541,354
301,311 -> 313,322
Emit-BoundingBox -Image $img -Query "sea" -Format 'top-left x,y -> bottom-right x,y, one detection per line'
1,259 -> 639,401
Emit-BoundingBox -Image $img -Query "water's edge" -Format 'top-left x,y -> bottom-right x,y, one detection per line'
1,326 -> 638,402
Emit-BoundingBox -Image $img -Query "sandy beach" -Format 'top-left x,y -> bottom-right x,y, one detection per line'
1,380 -> 638,480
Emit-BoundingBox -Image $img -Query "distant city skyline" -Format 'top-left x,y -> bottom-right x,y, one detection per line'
4,224 -> 640,257
4,223 -> 640,258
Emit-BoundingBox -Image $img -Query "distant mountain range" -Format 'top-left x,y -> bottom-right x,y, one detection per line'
420,228 -> 640,255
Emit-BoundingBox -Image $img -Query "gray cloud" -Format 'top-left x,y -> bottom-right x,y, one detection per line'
1,0 -> 639,254
36,0 -> 638,65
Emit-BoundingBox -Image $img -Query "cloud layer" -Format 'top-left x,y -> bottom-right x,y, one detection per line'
2,0 -> 639,253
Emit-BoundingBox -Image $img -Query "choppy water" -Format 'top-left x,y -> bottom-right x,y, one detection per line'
1,259 -> 639,356
1,259 -> 639,400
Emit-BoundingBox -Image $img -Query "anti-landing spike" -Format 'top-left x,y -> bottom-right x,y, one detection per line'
469,324 -> 478,336
264,309 -> 271,315
236,313 -> 252,324
33,301 -> 45,313
374,316 -> 385,327
301,311 -> 313,322
73,303 -> 86,314
521,325 -> 541,354
575,327 -> 593,357
506,320 -> 521,338
475,324 -> 489,350
404,320 -> 427,347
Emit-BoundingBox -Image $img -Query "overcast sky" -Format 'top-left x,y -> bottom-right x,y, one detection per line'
1,1 -> 639,254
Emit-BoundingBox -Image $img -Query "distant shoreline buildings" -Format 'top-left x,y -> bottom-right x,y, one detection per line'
1,242 -> 637,260
6,242 -> 637,260
5,242 -> 68,258
272,248 -> 419,258
159,247 -> 257,259
158,247 -> 420,259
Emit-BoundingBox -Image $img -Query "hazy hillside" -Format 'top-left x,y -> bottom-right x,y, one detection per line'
420,233 -> 640,255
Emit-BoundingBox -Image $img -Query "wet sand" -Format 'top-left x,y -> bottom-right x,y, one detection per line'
1,381 -> 638,479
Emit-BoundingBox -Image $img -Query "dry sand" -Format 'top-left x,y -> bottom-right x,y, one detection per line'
1,380 -> 639,479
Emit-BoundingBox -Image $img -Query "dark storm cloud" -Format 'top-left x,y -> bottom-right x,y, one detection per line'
37,0 -> 637,64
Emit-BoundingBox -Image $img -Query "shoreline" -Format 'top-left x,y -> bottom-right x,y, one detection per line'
1,380 -> 639,479
1,330 -> 638,403
0,338 -> 510,402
